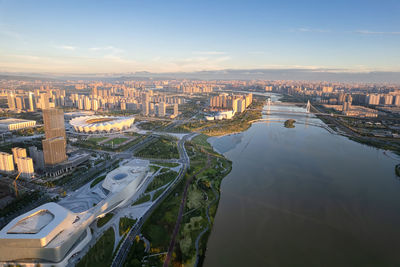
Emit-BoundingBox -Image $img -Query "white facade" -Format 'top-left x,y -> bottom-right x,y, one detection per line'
0,118 -> 36,131
69,115 -> 135,133
206,110 -> 235,121
0,159 -> 150,266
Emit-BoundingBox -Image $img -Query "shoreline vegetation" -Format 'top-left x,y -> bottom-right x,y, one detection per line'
126,134 -> 232,266
122,97 -> 264,265
312,103 -> 400,156
176,96 -> 265,136
279,93 -> 400,156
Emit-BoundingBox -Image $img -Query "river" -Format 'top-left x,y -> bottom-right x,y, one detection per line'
204,93 -> 400,267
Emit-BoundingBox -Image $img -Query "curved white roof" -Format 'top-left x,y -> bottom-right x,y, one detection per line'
102,159 -> 149,193
69,115 -> 135,133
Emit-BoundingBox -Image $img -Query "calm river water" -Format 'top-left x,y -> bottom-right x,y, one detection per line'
204,93 -> 400,267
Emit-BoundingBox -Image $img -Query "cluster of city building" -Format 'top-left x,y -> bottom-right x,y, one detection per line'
3,86 -> 181,118
69,87 -> 180,118
0,147 -> 35,178
260,81 -> 400,118
0,107 -> 91,178
206,93 -> 253,120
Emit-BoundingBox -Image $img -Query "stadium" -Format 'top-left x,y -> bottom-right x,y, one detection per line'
69,115 -> 135,133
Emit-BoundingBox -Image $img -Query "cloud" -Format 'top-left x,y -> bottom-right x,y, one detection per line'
193,51 -> 227,55
0,29 -> 22,40
248,51 -> 265,55
354,30 -> 400,35
162,55 -> 232,72
57,45 -> 76,51
296,28 -> 330,33
12,54 -> 42,61
89,46 -> 124,53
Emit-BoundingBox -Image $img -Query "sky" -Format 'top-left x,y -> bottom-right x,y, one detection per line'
0,0 -> 399,74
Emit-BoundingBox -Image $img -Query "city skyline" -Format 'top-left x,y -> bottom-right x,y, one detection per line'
0,0 -> 399,74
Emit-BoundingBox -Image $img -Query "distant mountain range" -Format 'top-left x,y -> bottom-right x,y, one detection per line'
1,69 -> 400,83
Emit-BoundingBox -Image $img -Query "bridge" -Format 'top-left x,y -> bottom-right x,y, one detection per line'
264,99 -> 350,118
248,118 -> 337,135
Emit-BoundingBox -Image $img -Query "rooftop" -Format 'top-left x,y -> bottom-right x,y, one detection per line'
7,210 -> 54,234
0,118 -> 36,125
0,202 -> 71,241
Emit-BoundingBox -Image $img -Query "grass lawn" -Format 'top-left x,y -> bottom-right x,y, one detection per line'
97,213 -> 114,228
89,137 -> 108,143
77,227 -> 115,267
119,217 -> 137,236
90,175 -> 106,188
156,162 -> 180,168
152,187 -> 165,200
123,237 -> 146,267
104,137 -> 128,145
142,178 -> 185,251
132,194 -> 151,205
149,165 -> 161,172
145,171 -> 178,193
180,98 -> 264,136
135,136 -> 179,159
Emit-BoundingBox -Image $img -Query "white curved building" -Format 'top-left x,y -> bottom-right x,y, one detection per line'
69,115 -> 135,133
0,202 -> 93,266
0,159 -> 150,267
97,159 -> 149,214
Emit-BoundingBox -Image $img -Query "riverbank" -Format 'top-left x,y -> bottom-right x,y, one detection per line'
203,101 -> 400,267
135,134 -> 232,266
178,97 -> 265,137
312,104 -> 400,155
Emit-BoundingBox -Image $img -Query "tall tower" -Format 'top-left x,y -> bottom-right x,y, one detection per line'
42,109 -> 67,165
28,92 -> 35,112
7,93 -> 16,110
158,102 -> 166,117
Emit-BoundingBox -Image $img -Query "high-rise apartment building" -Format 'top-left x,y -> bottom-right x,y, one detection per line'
142,101 -> 150,116
394,95 -> 400,106
237,99 -> 246,113
42,109 -> 67,165
15,96 -> 24,110
0,152 -> 14,173
173,104 -> 179,117
366,94 -> 380,105
342,94 -> 353,112
16,157 -> 34,178
28,92 -> 35,112
383,95 -> 394,105
12,147 -> 27,165
158,102 -> 166,117
29,146 -> 45,171
7,93 -> 16,110
245,93 -> 253,107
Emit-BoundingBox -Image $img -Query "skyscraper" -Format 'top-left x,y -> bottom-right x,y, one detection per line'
7,93 -> 16,110
12,147 -> 27,165
42,109 -> 67,165
0,152 -> 14,173
28,92 -> 35,112
16,157 -> 34,178
15,96 -> 24,110
29,146 -> 44,171
173,104 -> 179,117
158,102 -> 166,117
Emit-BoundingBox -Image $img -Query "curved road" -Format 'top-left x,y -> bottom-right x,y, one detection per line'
110,133 -> 194,267
194,183 -> 218,267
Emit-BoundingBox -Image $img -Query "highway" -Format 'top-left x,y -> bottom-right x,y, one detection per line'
110,133 -> 193,267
